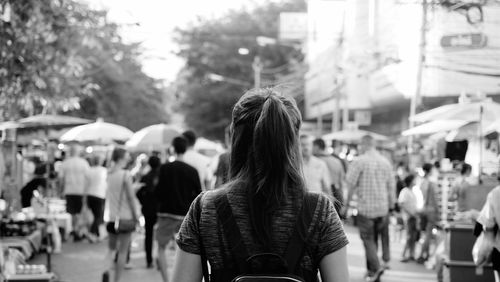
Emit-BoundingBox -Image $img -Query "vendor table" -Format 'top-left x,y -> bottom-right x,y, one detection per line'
442,222 -> 495,282
3,273 -> 55,282
34,213 -> 71,241
31,198 -> 72,240
0,230 -> 43,259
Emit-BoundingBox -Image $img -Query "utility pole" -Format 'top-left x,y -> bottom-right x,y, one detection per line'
408,0 -> 428,152
252,56 -> 262,88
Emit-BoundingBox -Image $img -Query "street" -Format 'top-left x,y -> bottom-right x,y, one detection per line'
32,224 -> 436,282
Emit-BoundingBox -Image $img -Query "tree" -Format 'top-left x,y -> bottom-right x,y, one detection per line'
0,0 -> 169,130
173,0 -> 306,140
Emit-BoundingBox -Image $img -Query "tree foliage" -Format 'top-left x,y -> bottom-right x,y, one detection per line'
0,0 -> 169,130
173,0 -> 306,140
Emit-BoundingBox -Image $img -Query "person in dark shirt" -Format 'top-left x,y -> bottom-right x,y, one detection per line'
136,155 -> 161,268
20,162 -> 47,208
155,136 -> 202,282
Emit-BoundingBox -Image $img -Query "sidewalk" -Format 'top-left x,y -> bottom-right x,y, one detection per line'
344,224 -> 436,282
32,224 -> 437,282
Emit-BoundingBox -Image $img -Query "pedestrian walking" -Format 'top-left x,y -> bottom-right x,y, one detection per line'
58,144 -> 91,241
173,89 -> 349,282
86,155 -> 107,239
155,136 -> 202,282
300,135 -> 332,197
130,153 -> 149,181
346,135 -> 396,282
449,163 -> 474,212
136,155 -> 161,268
182,130 -> 212,190
475,184 -> 500,282
313,138 -> 345,210
416,163 -> 439,264
103,147 -> 139,282
398,174 -> 419,263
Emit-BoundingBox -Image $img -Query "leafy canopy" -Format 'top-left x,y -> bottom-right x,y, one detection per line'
173,0 -> 306,140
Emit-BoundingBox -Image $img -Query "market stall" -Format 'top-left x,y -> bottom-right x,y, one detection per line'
403,95 -> 500,282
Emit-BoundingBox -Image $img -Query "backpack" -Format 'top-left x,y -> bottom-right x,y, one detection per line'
198,192 -> 321,282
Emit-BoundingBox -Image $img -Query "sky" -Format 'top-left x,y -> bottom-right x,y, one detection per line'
86,0 -> 273,83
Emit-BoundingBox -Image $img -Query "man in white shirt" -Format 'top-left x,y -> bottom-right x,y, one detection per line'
182,130 -> 212,190
300,135 -> 331,196
313,138 -> 345,207
58,144 -> 90,241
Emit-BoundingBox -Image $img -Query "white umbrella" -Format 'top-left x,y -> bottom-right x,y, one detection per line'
126,124 -> 182,151
60,118 -> 133,143
322,129 -> 388,143
17,114 -> 92,128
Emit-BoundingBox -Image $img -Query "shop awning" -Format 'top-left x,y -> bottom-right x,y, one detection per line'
402,120 -> 470,136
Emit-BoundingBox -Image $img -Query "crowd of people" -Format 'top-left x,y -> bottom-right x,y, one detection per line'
15,88 -> 500,282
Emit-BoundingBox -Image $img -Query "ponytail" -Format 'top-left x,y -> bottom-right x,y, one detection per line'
227,89 -> 304,251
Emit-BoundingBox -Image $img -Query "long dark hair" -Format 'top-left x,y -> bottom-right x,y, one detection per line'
229,88 -> 305,250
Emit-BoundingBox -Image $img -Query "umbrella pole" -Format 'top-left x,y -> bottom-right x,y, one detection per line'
479,105 -> 483,182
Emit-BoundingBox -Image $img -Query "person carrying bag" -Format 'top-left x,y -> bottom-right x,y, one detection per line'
474,185 -> 500,281
103,148 -> 139,282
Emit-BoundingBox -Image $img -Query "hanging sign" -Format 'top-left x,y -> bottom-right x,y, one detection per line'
440,33 -> 487,49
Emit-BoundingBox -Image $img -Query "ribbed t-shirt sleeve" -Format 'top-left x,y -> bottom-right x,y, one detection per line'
315,195 -> 349,262
176,192 -> 203,255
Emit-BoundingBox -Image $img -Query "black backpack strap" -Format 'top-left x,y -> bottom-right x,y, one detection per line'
196,194 -> 210,282
283,192 -> 320,273
214,193 -> 249,273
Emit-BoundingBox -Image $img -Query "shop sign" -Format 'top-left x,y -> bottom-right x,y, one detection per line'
440,33 -> 487,49
354,110 -> 372,126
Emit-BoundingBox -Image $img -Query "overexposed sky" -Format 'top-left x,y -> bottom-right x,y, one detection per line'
86,0 -> 273,83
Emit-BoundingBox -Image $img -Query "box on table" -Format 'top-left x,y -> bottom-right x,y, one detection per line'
443,260 -> 494,282
444,223 -> 476,262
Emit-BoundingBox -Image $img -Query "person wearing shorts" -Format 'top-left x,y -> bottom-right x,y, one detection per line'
155,136 -> 202,282
155,215 -> 184,248
58,145 -> 90,241
104,148 -> 139,282
65,194 -> 83,215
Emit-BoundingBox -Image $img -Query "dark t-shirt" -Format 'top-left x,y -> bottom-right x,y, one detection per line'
155,160 -> 202,216
137,169 -> 159,216
176,184 -> 348,273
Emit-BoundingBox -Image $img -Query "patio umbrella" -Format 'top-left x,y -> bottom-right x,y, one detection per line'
17,114 -> 92,129
60,118 -> 133,144
0,121 -> 23,131
322,129 -> 388,143
125,124 -> 182,151
0,115 -> 91,131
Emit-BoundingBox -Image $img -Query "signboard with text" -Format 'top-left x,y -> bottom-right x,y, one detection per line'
440,33 -> 487,49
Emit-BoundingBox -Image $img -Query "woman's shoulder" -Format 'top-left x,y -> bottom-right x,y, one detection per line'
200,186 -> 234,207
